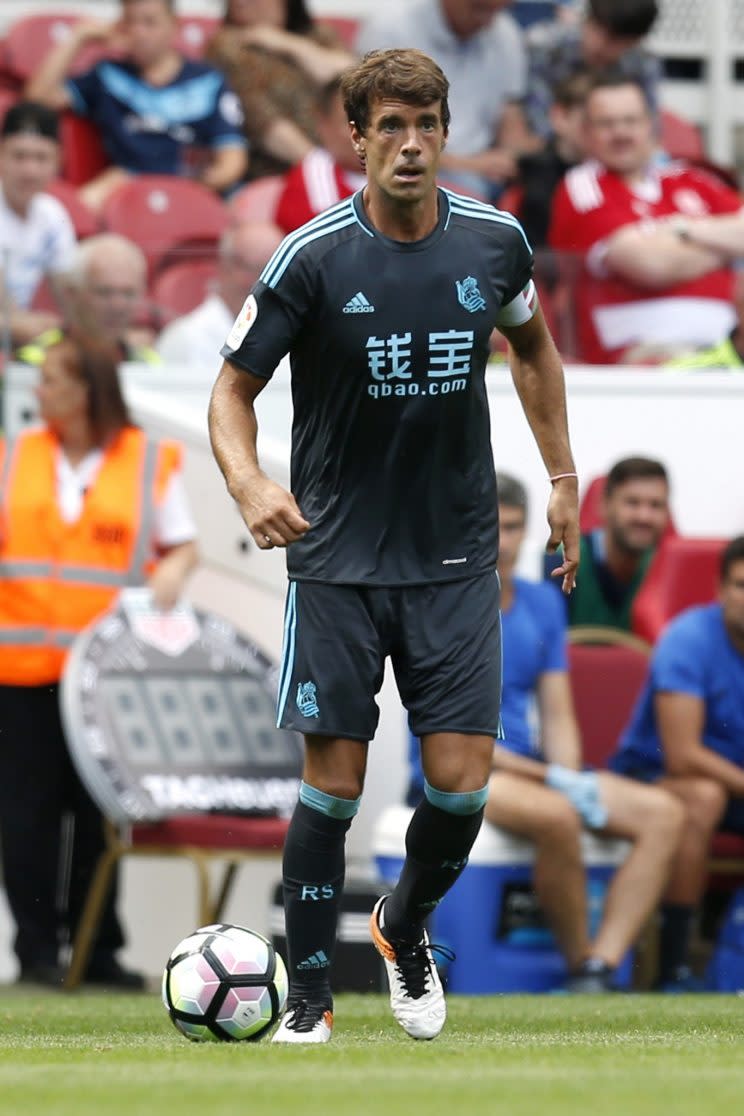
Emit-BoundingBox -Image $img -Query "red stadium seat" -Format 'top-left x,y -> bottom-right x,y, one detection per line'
631,536 -> 727,644
567,632 -> 652,768
578,473 -> 679,537
659,109 -> 705,162
229,175 -> 285,226
60,113 -> 109,186
175,15 -> 219,59
44,179 -> 99,239
2,13 -> 117,82
151,258 -> 220,319
100,175 -> 229,276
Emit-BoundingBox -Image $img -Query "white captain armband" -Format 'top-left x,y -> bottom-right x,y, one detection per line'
224,293 -> 258,352
494,279 -> 538,328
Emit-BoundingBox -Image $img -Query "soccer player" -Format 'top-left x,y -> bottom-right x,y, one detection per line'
208,48 -> 579,1044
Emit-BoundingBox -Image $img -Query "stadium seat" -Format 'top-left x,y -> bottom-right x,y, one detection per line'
151,258 -> 219,320
175,15 -> 219,59
578,473 -> 679,537
318,16 -> 360,48
2,13 -> 116,83
567,630 -> 652,768
659,109 -> 705,162
60,113 -> 109,186
631,536 -> 727,644
44,179 -> 99,239
100,175 -> 229,277
229,175 -> 285,226
64,814 -> 289,989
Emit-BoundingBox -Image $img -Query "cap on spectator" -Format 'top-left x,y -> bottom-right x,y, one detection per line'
1,101 -> 59,142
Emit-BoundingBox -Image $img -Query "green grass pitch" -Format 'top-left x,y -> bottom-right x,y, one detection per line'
1,991 -> 743,1116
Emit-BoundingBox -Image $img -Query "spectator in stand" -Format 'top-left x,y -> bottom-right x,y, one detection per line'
666,274 -> 744,370
549,73 -> 744,364
555,456 -> 671,632
206,0 -> 354,181
18,234 -> 159,366
0,336 -> 198,988
157,222 -> 283,373
516,72 -> 589,249
275,77 -> 366,234
0,102 -> 76,348
357,1 -> 536,200
610,537 -> 744,990
526,0 -> 660,142
408,473 -> 683,992
26,0 -> 247,212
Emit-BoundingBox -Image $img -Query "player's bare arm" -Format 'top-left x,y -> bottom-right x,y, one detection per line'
500,308 -> 579,593
208,360 -> 310,551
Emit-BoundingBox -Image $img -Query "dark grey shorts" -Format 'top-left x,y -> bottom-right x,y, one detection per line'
276,571 -> 502,741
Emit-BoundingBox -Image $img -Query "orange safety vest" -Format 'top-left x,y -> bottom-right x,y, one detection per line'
0,425 -> 183,686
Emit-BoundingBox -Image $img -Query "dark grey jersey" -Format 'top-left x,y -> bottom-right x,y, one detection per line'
221,188 -> 536,586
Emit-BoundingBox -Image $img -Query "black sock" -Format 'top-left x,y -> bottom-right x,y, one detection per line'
282,800 -> 351,1003
658,903 -> 695,984
383,797 -> 484,943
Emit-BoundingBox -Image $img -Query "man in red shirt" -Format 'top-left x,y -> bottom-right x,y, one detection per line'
549,72 -> 744,364
276,76 -> 366,234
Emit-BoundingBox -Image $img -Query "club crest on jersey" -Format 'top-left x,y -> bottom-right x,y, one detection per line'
456,276 -> 486,313
296,681 -> 320,718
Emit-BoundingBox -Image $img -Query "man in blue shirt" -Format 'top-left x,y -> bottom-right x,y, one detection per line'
27,0 -> 247,212
409,473 -> 683,990
611,535 -> 744,988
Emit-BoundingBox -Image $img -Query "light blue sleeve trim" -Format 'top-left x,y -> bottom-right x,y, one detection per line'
424,780 -> 489,815
300,781 -> 361,820
209,134 -> 248,149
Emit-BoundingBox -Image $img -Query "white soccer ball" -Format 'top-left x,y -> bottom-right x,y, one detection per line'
162,923 -> 288,1042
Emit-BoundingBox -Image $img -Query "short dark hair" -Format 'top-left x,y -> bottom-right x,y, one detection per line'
604,456 -> 668,497
586,69 -> 653,110
47,336 -> 133,444
553,70 -> 592,110
496,472 -> 528,518
223,0 -> 313,34
588,0 -> 658,38
721,537 -> 744,582
341,49 -> 450,136
1,101 -> 59,142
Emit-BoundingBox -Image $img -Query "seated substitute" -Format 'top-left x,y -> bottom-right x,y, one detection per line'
610,536 -> 744,989
0,102 -> 76,347
549,455 -> 671,632
409,473 -> 683,991
18,234 -> 159,365
26,0 -> 247,212
549,72 -> 744,364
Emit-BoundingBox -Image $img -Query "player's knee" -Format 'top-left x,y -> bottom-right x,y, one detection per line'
634,788 -> 685,847
681,778 -> 728,830
536,794 -> 582,847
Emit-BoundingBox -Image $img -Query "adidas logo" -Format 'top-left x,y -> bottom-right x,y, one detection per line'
297,950 -> 330,970
343,291 -> 375,313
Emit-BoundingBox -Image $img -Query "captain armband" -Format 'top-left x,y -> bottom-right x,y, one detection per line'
493,279 -> 538,328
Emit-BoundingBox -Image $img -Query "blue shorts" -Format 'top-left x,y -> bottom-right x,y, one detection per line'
276,571 -> 502,742
615,765 -> 744,835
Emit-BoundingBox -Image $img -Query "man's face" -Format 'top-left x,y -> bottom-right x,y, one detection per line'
583,85 -> 655,176
77,254 -> 145,336
550,99 -> 587,162
122,0 -> 176,68
0,133 -> 59,211
318,90 -> 360,174
720,559 -> 744,643
441,0 -> 510,38
497,504 -> 527,578
582,19 -> 641,68
352,98 -> 446,206
602,476 -> 669,556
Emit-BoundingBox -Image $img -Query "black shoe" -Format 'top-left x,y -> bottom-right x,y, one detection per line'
84,955 -> 147,991
565,958 -> 616,993
18,962 -> 66,987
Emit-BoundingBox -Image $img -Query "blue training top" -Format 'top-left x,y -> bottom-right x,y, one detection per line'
67,59 -> 245,174
407,576 -> 567,801
611,603 -> 744,776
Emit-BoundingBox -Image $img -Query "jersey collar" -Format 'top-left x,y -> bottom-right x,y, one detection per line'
351,188 -> 450,252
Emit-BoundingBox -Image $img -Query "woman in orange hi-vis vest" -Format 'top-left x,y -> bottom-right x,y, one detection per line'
0,337 -> 198,988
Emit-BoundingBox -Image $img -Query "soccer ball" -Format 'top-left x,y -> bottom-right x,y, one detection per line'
162,923 -> 288,1042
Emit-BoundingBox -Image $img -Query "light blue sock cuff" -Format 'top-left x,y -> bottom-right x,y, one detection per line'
424,780 -> 489,815
299,781 -> 361,820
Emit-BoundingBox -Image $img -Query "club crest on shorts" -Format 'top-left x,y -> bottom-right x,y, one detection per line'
296,680 -> 320,718
456,276 -> 486,313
